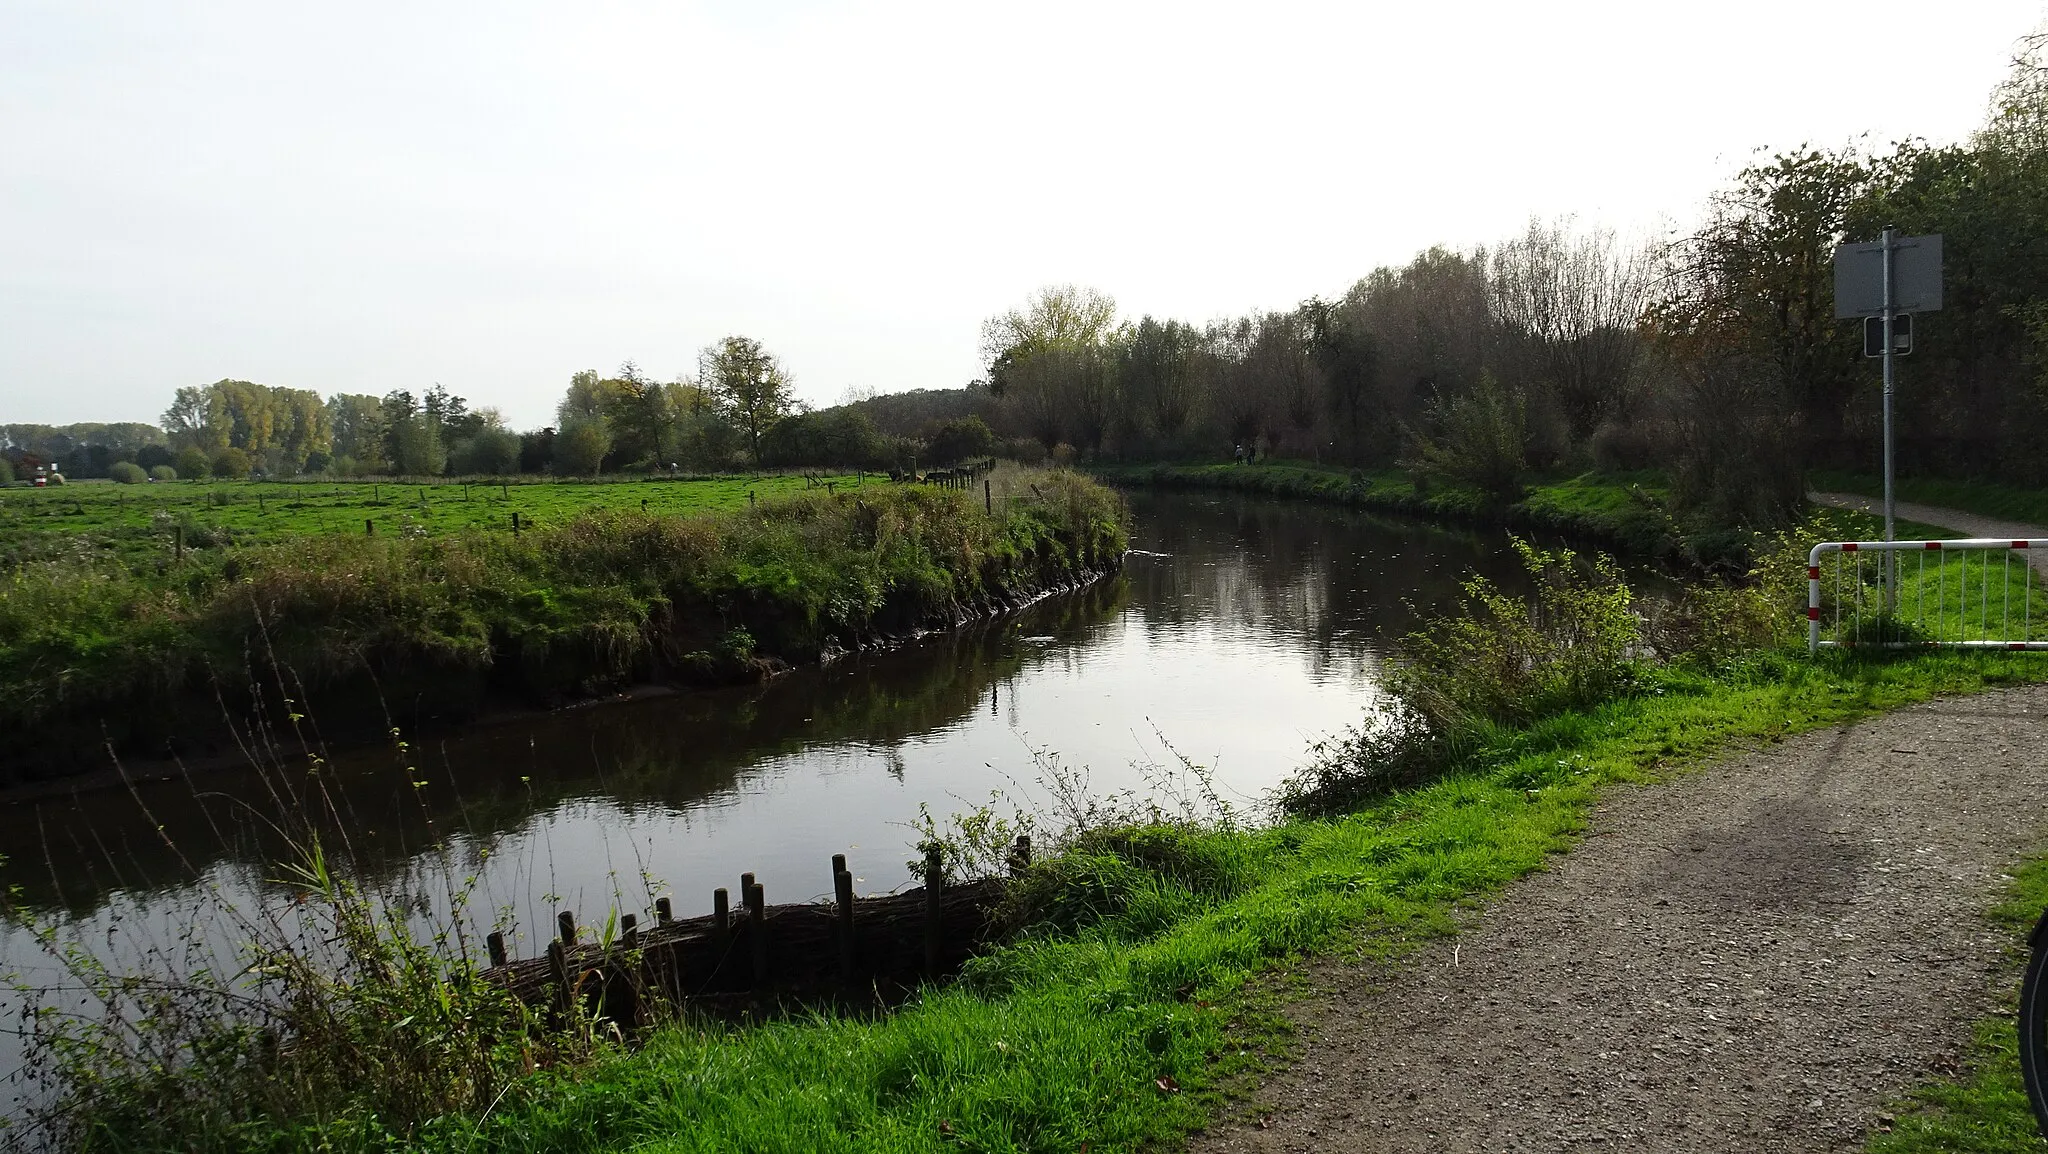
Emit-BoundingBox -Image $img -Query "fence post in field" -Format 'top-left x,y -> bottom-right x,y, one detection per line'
833,857 -> 856,986
174,523 -> 183,563
714,886 -> 730,950
558,909 -> 578,946
548,938 -> 571,1016
745,881 -> 768,988
621,913 -> 639,952
924,846 -> 943,976
985,479 -> 992,514
486,930 -> 507,968
512,511 -> 521,537
655,896 -> 673,926
365,518 -> 374,536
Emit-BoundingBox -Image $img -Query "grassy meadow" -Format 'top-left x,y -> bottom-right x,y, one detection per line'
0,473 -> 872,571
0,467 -> 1123,780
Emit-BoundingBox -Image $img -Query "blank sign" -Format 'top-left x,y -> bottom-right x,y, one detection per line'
1834,234 -> 1943,318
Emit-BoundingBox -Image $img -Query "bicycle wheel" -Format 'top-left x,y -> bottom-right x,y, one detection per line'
2021,907 -> 2048,1136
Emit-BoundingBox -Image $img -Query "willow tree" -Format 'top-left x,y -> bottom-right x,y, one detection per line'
700,336 -> 796,465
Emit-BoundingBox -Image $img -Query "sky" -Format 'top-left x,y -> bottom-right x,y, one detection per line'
3,1 -> 2043,431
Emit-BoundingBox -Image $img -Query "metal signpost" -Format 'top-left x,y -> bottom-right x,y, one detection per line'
1834,230 -> 1942,609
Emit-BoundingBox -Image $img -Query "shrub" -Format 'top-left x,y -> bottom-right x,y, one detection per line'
150,464 -> 177,482
1394,538 -> 1640,729
175,447 -> 212,480
107,461 -> 147,484
211,447 -> 252,480
0,457 -> 14,484
1406,370 -> 1529,503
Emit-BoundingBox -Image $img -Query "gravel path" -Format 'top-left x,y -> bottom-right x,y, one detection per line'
1809,491 -> 2048,578
1191,685 -> 2048,1153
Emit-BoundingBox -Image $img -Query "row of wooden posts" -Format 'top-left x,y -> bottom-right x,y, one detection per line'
481,836 -> 1032,1021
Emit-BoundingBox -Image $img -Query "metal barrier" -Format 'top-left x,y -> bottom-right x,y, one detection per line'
1808,538 -> 2048,654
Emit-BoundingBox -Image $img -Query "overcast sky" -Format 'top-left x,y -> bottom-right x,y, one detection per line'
3,1 -> 2042,430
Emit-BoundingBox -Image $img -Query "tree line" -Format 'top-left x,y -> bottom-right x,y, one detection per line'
953,28 -> 2048,527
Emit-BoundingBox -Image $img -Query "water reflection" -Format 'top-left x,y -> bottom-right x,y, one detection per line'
0,491 -> 1538,1108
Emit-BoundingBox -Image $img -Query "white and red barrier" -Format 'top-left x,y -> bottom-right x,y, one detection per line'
1808,538 -> 2048,654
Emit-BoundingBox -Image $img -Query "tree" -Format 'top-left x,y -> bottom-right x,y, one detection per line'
388,416 -> 446,476
1406,371 -> 1528,502
212,447 -> 253,480
979,285 -> 1119,393
108,461 -> 146,484
175,447 -> 212,480
556,419 -> 611,475
920,416 -> 996,464
700,336 -> 797,465
1489,219 -> 1653,440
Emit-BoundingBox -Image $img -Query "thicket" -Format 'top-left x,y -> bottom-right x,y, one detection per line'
0,470 -> 1128,767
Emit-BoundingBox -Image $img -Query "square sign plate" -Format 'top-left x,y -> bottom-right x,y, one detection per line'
1834,234 -> 1943,318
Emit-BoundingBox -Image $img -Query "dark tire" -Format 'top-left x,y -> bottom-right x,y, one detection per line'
2022,907 -> 2048,1137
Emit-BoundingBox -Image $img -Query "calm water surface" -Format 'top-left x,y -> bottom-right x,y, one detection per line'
0,491 -> 1534,1108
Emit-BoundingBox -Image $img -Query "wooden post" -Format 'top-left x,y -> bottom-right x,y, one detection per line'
924,846 -> 943,976
365,518 -> 374,536
655,896 -> 673,925
713,887 -> 730,945
548,938 -> 572,1015
641,497 -> 648,511
558,909 -> 577,946
486,930 -> 507,968
512,510 -> 521,537
985,479 -> 992,514
621,913 -> 639,951
745,881 -> 767,989
174,523 -> 184,563
833,856 -> 855,986
1009,835 -> 1032,878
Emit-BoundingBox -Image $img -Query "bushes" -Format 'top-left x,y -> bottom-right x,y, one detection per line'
107,461 -> 146,484
149,464 -> 177,482
175,447 -> 212,480
1393,539 -> 1640,728
0,471 -> 1130,745
212,447 -> 252,480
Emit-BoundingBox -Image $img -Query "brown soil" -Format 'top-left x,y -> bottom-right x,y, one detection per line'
1191,684 -> 2048,1153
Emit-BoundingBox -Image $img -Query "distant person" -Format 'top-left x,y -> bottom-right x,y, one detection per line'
1233,443 -> 1244,465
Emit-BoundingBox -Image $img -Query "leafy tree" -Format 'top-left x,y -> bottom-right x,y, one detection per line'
175,447 -> 212,480
451,427 -> 521,475
0,457 -> 14,484
700,336 -> 797,465
108,461 -> 146,484
1406,371 -> 1528,502
920,416 -> 996,464
556,419 -> 611,475
211,447 -> 253,480
388,416 -> 446,476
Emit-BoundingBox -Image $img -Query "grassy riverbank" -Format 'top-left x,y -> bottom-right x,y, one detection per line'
1809,470 -> 2048,529
25,645 -> 2048,1149
1089,461 -> 1701,562
0,468 -> 1125,783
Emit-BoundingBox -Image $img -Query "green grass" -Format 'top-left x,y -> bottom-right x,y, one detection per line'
0,469 -> 1125,778
358,650 -> 2046,1154
1809,471 -> 2048,530
0,474 -> 871,572
1867,855 -> 2048,1152
1090,462 -> 1701,561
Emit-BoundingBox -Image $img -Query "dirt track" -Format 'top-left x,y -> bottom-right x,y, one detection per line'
1191,685 -> 2048,1153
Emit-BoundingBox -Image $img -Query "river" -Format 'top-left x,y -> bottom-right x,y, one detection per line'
0,489 -> 1539,1115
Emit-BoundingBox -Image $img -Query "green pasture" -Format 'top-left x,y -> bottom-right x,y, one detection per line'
0,474 -> 873,571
